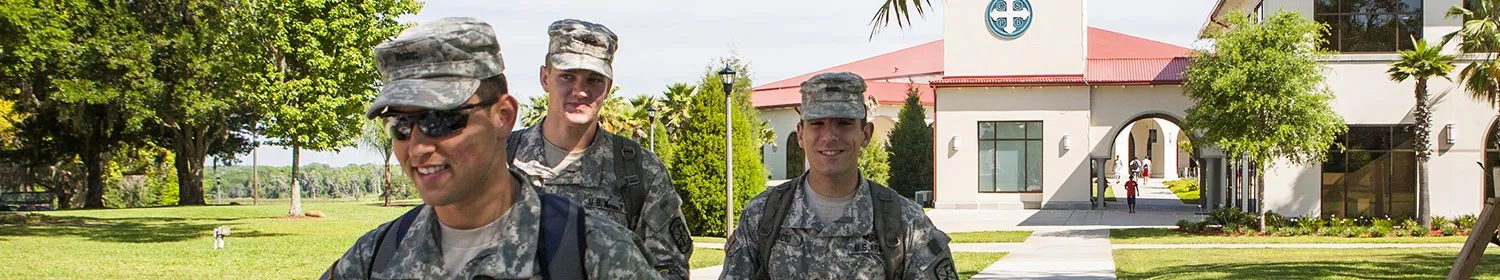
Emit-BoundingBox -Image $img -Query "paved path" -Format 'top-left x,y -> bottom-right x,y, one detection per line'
690,265 -> 722,280
972,229 -> 1115,280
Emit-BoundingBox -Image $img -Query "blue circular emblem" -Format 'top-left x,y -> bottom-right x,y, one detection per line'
986,0 -> 1032,39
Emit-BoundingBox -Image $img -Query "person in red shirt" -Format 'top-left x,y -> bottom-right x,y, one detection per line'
1124,177 -> 1139,214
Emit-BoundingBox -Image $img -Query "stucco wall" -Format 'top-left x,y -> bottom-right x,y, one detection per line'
933,86 -> 1093,209
944,0 -> 1086,77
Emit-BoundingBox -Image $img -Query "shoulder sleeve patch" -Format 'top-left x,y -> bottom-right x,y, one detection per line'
934,258 -> 958,280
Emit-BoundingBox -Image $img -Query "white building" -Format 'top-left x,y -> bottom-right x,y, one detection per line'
753,0 -> 1500,219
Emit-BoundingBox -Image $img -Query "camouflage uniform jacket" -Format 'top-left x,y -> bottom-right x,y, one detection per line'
508,123 -> 693,280
328,168 -> 660,279
720,178 -> 958,280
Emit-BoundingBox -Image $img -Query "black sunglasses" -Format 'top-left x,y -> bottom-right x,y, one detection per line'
383,98 -> 499,141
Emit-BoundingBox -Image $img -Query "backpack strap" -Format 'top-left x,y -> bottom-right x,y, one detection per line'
869,181 -> 908,280
369,205 -> 425,279
539,192 -> 588,280
610,133 -> 647,230
753,177 -> 802,280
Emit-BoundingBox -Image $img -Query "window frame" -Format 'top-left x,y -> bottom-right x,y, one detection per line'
1314,0 -> 1424,53
977,121 -> 1044,193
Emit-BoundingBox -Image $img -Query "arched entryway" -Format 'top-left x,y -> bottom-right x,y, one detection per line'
1092,112 -> 1207,211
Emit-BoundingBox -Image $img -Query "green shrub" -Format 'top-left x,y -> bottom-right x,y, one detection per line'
1432,216 -> 1451,231
1374,224 -> 1392,236
887,87 -> 934,198
1208,207 -> 1258,230
1441,223 -> 1460,236
1372,218 -> 1394,232
668,67 -> 769,237
1297,217 -> 1326,230
1339,227 -> 1356,238
1401,219 -> 1425,236
1316,226 -> 1338,236
1457,214 -> 1478,231
1176,219 -> 1195,229
1238,226 -> 1259,236
1356,226 -> 1374,238
1264,211 -> 1289,228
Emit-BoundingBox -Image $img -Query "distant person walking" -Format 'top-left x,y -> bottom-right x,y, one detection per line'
1128,158 -> 1141,180
1125,177 -> 1139,214
1142,157 -> 1153,182
1112,156 -> 1125,182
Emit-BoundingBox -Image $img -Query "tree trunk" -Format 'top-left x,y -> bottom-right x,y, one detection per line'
288,144 -> 303,216
83,118 -> 105,208
252,140 -> 259,205
1415,78 -> 1433,230
173,125 -> 210,205
382,153 -> 391,207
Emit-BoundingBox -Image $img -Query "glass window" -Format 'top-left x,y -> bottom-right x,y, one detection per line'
979,121 -> 1043,193
1321,125 -> 1417,219
1316,0 -> 1423,52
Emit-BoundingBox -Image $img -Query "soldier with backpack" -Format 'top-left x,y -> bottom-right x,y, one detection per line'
506,19 -> 692,280
324,17 -> 658,279
720,72 -> 959,280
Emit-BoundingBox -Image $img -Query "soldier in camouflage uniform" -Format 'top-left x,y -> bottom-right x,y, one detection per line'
327,17 -> 658,279
721,72 -> 959,280
507,19 -> 693,280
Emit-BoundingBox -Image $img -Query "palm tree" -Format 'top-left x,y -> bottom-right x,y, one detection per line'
1387,37 -> 1456,229
660,83 -> 696,136
870,0 -> 934,37
521,95 -> 548,127
1445,1 -> 1500,136
355,117 -> 393,206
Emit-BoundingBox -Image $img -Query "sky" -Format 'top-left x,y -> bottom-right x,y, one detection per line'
227,0 -> 1221,167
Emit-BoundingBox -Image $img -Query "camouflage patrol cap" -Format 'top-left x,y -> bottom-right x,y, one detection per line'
546,19 -> 618,80
800,72 -> 867,121
366,17 -> 505,118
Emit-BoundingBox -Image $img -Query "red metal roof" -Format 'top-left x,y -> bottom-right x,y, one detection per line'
754,40 -> 944,92
753,81 -> 935,110
1087,28 -> 1192,59
754,27 -> 1193,107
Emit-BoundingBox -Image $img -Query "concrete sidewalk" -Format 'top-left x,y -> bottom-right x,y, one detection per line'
971,229 -> 1115,280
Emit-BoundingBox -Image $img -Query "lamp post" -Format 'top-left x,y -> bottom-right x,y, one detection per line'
647,105 -> 658,152
718,65 -> 737,233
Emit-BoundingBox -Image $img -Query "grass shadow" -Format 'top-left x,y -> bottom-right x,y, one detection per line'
0,216 -> 290,243
1118,250 -> 1500,279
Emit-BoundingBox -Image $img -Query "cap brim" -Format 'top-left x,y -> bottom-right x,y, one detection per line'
800,101 -> 866,121
366,78 -> 481,118
547,53 -> 613,80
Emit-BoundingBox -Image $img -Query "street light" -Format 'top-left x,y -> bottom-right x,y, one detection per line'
718,65 -> 737,233
647,105 -> 658,152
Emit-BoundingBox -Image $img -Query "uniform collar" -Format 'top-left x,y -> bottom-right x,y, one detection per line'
782,175 -> 873,237
376,168 -> 545,279
511,120 -> 616,182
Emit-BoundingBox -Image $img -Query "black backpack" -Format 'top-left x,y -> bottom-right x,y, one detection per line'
752,176 -> 908,280
320,192 -> 587,279
507,129 -> 647,230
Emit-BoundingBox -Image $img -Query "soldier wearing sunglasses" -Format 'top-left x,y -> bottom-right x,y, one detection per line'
325,17 -> 659,279
506,19 -> 694,280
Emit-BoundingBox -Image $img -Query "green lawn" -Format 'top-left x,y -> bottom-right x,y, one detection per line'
1115,248 -> 1500,279
949,230 -> 1032,243
692,236 -> 727,244
954,252 -> 1008,280
1163,179 -> 1200,205
1093,183 -> 1117,202
0,202 -> 410,279
691,248 -> 725,269
1112,228 -> 1469,244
